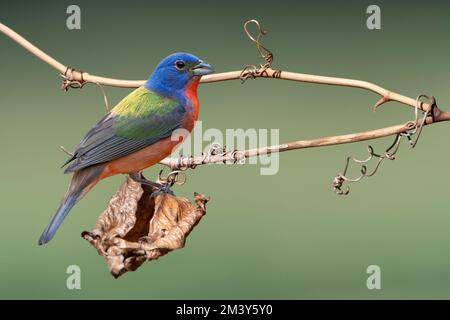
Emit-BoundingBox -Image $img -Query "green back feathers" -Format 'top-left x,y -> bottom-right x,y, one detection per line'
111,87 -> 179,118
63,87 -> 186,172
111,87 -> 183,140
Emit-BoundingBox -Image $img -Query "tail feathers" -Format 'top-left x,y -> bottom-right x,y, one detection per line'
38,164 -> 104,245
38,194 -> 79,245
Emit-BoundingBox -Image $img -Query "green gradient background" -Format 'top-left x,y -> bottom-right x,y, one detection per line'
1,0 -> 450,299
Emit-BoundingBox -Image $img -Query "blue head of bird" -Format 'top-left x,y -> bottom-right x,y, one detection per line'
145,52 -> 214,98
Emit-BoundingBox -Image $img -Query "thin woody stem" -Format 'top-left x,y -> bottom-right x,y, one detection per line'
0,23 -> 144,88
160,112 -> 450,168
202,69 -> 429,112
0,22 -> 430,112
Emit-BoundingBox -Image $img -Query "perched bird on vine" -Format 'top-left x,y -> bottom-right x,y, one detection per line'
38,52 -> 214,245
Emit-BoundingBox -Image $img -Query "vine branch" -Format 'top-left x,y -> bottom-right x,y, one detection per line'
161,114 -> 450,168
1,20 -> 449,194
0,22 -> 434,112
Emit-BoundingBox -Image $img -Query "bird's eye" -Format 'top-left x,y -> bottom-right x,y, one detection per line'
175,60 -> 186,70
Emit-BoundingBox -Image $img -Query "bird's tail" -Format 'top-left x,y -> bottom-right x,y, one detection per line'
38,164 -> 104,245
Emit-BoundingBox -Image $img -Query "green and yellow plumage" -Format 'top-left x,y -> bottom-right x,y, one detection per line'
63,86 -> 185,173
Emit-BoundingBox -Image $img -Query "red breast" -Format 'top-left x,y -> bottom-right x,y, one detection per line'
184,77 -> 200,124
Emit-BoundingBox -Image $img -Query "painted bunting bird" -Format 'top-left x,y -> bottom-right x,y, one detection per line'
38,52 -> 214,245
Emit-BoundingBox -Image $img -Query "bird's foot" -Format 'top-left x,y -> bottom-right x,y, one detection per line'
129,172 -> 174,197
150,183 -> 174,197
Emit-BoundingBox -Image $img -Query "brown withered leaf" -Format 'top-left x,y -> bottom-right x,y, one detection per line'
82,176 -> 209,278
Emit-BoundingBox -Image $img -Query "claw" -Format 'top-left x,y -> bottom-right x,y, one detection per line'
150,183 -> 174,197
129,172 -> 174,197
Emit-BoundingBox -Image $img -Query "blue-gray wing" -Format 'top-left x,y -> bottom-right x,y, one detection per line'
62,87 -> 186,173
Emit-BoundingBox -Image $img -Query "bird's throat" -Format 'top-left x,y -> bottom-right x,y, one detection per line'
184,77 -> 200,121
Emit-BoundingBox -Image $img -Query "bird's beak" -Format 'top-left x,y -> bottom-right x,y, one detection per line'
191,61 -> 214,76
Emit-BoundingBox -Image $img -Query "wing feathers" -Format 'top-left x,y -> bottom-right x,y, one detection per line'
63,87 -> 185,173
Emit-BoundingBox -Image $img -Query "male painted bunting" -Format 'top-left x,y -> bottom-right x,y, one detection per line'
38,52 -> 214,245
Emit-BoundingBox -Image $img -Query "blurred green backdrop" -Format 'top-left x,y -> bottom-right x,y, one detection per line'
1,0 -> 450,299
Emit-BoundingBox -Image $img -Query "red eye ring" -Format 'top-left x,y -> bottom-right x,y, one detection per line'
175,60 -> 186,70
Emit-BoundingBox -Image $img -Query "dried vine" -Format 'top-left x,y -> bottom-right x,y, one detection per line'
333,95 -> 438,194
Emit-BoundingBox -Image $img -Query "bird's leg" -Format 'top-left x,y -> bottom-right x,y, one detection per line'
151,182 -> 174,196
129,171 -> 174,196
129,171 -> 161,188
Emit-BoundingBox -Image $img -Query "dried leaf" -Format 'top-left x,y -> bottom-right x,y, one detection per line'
82,176 -> 209,278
